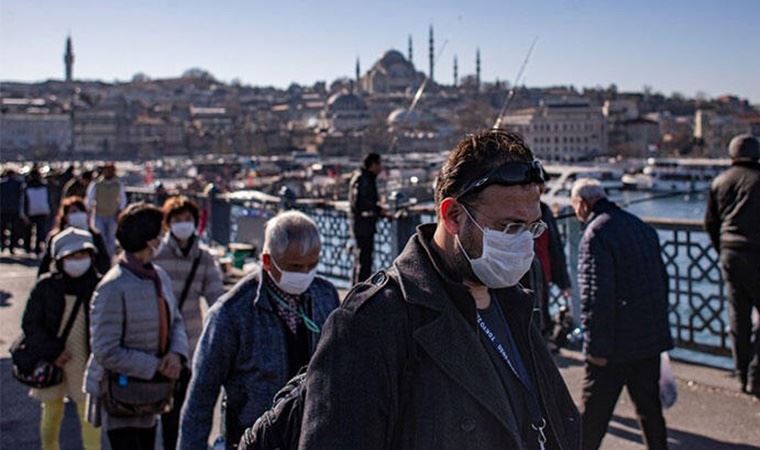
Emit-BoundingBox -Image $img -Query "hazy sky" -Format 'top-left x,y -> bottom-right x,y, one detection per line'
1,0 -> 758,102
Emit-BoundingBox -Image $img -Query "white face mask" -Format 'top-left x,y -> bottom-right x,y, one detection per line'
456,207 -> 535,289
170,221 -> 196,240
271,257 -> 317,295
63,257 -> 91,278
67,212 -> 89,230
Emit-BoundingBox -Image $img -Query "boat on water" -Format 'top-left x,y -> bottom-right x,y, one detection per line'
622,158 -> 730,192
543,164 -> 625,207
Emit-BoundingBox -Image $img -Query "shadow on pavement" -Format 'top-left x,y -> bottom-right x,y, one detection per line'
608,414 -> 760,450
0,291 -> 11,307
0,255 -> 40,267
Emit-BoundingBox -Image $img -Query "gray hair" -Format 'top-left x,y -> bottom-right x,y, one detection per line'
262,210 -> 321,259
571,178 -> 607,202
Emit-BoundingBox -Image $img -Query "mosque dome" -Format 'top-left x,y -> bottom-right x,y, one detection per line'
326,90 -> 368,112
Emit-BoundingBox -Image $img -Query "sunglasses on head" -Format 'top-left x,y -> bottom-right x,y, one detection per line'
456,159 -> 547,200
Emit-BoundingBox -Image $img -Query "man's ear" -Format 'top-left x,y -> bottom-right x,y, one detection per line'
439,198 -> 465,236
261,253 -> 272,272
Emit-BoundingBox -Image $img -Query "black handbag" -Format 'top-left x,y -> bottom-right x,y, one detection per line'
11,295 -> 85,389
100,294 -> 175,417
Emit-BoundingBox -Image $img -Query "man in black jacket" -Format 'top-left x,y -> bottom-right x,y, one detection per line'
571,178 -> 673,450
299,130 -> 580,450
704,134 -> 760,396
348,153 -> 383,284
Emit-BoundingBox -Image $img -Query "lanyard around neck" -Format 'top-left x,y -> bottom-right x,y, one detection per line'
476,312 -> 548,449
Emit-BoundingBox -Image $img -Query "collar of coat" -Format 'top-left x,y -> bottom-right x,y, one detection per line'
587,197 -> 618,224
161,233 -> 200,259
393,223 -> 535,329
389,223 -> 541,439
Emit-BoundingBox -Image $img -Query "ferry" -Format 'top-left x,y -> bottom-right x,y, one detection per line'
622,158 -> 730,192
543,164 -> 625,207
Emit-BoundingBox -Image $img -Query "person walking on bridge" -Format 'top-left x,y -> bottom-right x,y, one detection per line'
704,134 -> 760,396
86,163 -> 126,259
348,153 -> 384,284
571,178 -> 672,450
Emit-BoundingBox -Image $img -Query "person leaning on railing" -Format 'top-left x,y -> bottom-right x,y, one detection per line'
152,195 -> 225,450
84,203 -> 189,450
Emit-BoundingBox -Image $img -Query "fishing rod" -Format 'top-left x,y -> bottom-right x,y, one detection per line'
492,37 -> 538,129
387,39 -> 449,153
553,189 -> 693,220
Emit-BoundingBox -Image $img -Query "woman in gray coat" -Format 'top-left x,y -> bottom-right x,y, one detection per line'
84,203 -> 189,450
153,195 -> 224,450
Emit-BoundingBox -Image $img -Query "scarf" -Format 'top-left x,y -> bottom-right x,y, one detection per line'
119,252 -> 169,355
264,271 -> 304,334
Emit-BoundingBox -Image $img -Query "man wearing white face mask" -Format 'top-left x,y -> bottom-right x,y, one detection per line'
179,210 -> 340,450
153,196 -> 225,450
299,130 -> 580,450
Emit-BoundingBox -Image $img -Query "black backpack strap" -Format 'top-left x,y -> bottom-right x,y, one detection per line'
384,265 -> 421,448
59,294 -> 86,343
178,254 -> 202,311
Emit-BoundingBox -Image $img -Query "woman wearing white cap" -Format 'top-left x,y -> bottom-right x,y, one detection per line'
21,227 -> 102,450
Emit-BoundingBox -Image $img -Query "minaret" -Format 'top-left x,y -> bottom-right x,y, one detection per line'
453,55 -> 458,87
64,35 -> 74,82
475,48 -> 481,92
428,25 -> 434,82
355,57 -> 361,86
408,35 -> 413,64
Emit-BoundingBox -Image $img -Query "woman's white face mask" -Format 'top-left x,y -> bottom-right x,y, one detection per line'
456,207 -> 535,289
63,257 -> 91,278
170,221 -> 196,240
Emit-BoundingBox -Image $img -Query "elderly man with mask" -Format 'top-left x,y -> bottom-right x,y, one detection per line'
299,130 -> 580,450
571,178 -> 672,450
178,211 -> 340,450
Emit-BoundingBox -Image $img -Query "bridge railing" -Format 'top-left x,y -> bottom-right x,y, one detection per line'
127,187 -> 730,357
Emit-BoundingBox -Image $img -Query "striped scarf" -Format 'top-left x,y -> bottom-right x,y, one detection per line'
264,272 -> 304,334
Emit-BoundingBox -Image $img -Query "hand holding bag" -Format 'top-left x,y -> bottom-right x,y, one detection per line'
100,294 -> 175,417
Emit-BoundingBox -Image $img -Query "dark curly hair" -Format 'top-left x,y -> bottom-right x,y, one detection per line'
116,203 -> 164,253
434,129 -> 534,212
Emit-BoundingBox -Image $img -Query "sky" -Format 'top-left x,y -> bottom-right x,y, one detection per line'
1,0 -> 759,102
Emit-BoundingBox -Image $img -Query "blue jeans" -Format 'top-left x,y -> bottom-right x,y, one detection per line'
95,215 -> 118,258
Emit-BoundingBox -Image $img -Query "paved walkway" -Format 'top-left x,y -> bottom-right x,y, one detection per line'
1,256 -> 758,449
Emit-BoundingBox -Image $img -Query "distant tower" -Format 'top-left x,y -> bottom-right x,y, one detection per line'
428,25 -> 434,82
475,48 -> 481,92
355,57 -> 361,85
64,35 -> 74,82
453,55 -> 458,87
408,35 -> 413,64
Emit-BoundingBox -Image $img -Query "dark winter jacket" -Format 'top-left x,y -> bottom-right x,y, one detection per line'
1,176 -> 24,214
542,202 -> 572,290
178,270 -> 339,450
578,199 -> 673,362
20,270 -> 101,365
704,161 -> 760,253
299,224 -> 581,450
348,168 -> 381,237
38,227 -> 112,277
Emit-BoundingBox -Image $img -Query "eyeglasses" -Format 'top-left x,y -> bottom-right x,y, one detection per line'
456,159 -> 547,200
499,220 -> 548,238
463,205 -> 548,238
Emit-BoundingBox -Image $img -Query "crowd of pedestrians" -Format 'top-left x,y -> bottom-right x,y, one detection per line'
4,131 -> 758,450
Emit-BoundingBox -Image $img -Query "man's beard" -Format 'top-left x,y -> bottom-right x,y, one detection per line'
452,223 -> 480,284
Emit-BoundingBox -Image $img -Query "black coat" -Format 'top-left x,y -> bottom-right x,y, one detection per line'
578,199 -> 673,362
704,161 -> 760,253
348,168 -> 380,237
542,202 -> 572,290
299,224 -> 580,450
20,270 -> 100,364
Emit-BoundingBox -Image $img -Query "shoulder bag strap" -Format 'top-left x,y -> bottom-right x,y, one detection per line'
178,254 -> 202,311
